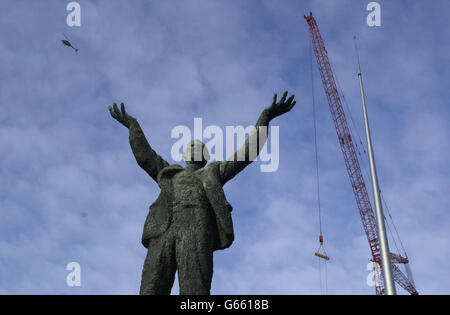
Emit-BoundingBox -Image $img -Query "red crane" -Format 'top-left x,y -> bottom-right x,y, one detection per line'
304,12 -> 418,295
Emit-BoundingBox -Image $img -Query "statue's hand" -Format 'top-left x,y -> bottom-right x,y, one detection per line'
265,91 -> 296,121
108,102 -> 135,128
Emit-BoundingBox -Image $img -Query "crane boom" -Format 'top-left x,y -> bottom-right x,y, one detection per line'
304,12 -> 418,295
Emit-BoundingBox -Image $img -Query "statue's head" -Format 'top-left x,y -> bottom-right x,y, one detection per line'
182,140 -> 210,168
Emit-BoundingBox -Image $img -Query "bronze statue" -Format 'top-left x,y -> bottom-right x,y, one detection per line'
108,91 -> 296,295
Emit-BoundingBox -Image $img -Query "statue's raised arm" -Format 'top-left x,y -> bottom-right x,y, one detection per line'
219,91 -> 296,184
109,103 -> 169,182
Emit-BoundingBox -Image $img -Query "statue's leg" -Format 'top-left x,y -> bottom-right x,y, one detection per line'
139,230 -> 176,295
175,222 -> 214,295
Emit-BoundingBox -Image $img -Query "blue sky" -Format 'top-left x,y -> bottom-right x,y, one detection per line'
0,0 -> 449,294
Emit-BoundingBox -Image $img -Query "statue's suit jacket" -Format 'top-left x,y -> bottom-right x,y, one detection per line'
128,120 -> 251,252
141,162 -> 234,251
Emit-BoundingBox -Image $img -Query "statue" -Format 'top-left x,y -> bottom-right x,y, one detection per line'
108,91 -> 296,295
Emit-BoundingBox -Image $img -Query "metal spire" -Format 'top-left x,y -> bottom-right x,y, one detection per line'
353,36 -> 396,295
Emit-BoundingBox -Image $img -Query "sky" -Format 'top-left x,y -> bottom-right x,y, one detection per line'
0,0 -> 449,295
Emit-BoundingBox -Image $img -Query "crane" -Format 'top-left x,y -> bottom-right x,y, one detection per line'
304,12 -> 418,295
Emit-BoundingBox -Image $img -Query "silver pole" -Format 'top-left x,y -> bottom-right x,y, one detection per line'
353,36 -> 397,295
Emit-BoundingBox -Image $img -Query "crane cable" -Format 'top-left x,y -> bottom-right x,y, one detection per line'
310,39 -> 329,294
